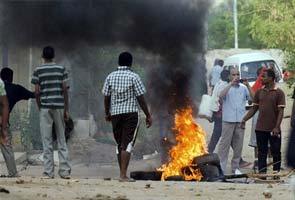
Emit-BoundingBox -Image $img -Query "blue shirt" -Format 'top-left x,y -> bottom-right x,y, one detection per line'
210,65 -> 223,86
222,84 -> 250,122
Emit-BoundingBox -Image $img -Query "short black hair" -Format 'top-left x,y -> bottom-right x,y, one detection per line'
1,67 -> 13,83
42,46 -> 55,59
266,69 -> 276,81
218,59 -> 224,67
118,52 -> 132,66
220,69 -> 230,82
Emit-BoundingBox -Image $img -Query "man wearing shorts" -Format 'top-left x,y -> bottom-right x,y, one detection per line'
102,52 -> 152,182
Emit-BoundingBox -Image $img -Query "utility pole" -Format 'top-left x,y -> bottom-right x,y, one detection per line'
233,0 -> 238,49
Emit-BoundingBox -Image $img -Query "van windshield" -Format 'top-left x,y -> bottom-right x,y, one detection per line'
240,60 -> 280,82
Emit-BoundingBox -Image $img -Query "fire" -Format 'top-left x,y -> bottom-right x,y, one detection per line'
159,106 -> 207,181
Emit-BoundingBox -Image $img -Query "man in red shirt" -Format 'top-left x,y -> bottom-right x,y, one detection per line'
241,69 -> 285,176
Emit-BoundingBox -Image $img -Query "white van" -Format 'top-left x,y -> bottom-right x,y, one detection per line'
223,52 -> 283,85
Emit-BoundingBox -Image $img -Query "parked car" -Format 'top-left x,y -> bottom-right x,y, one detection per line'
223,52 -> 283,85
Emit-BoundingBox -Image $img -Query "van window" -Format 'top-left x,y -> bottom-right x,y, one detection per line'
223,65 -> 238,71
240,60 -> 281,82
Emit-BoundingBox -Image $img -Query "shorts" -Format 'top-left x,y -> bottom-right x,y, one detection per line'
111,112 -> 139,154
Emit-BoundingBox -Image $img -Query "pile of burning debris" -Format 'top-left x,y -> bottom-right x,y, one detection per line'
131,106 -> 223,182
131,106 -> 294,183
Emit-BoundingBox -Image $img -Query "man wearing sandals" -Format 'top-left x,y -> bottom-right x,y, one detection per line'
102,52 -> 152,182
31,46 -> 71,179
241,69 -> 285,179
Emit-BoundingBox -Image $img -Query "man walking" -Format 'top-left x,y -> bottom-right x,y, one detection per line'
0,67 -> 35,177
241,69 -> 285,176
102,52 -> 152,182
217,67 -> 254,175
31,46 -> 71,179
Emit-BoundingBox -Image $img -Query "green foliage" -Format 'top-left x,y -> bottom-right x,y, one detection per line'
208,0 -> 265,49
249,0 -> 295,53
208,2 -> 234,49
247,0 -> 295,86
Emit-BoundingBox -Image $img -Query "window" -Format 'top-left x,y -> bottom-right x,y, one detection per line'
240,60 -> 281,82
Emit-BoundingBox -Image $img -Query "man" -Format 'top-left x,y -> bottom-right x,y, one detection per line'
0,67 -> 34,177
217,67 -> 254,175
241,69 -> 285,177
102,52 -> 152,182
31,46 -> 71,179
209,59 -> 224,90
208,69 -> 229,153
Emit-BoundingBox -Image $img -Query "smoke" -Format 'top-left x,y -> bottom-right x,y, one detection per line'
0,0 -> 211,120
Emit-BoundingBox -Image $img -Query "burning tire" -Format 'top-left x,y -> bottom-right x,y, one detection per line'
198,164 -> 221,181
130,171 -> 162,181
182,164 -> 222,182
165,175 -> 184,181
192,153 -> 220,167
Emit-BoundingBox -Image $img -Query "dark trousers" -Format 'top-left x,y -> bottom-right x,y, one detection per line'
208,113 -> 222,153
256,130 -> 281,173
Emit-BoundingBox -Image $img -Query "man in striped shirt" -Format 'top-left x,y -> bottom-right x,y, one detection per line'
102,52 -> 152,182
31,46 -> 71,179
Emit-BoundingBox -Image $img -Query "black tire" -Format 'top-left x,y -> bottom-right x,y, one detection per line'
130,171 -> 162,181
199,164 -> 221,182
192,153 -> 220,166
165,175 -> 184,181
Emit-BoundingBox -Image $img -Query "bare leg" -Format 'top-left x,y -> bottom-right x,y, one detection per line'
120,150 -> 131,180
117,151 -> 121,171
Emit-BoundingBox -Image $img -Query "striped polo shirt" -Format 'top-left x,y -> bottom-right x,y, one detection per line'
31,63 -> 68,109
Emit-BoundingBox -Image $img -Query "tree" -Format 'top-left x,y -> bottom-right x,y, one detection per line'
248,0 -> 295,85
208,0 -> 264,49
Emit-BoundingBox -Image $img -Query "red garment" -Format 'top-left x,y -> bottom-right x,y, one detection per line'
283,70 -> 291,81
252,67 -> 267,93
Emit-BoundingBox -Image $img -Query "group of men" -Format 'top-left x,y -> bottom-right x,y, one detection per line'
0,48 -> 151,182
0,47 -> 289,181
0,46 -> 72,179
209,59 -> 285,177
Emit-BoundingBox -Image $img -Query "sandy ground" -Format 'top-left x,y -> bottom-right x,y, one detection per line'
0,85 -> 294,200
0,116 -> 294,200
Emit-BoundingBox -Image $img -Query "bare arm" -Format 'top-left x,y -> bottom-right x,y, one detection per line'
243,80 -> 255,99
219,82 -> 233,98
272,107 -> 284,137
34,84 -> 41,110
104,96 -> 111,121
0,95 -> 9,129
0,95 -> 9,144
63,83 -> 69,120
136,95 -> 152,128
240,105 -> 259,129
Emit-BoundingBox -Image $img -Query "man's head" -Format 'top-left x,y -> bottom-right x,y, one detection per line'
118,52 -> 132,67
229,67 -> 240,84
220,69 -> 230,82
1,67 -> 13,83
261,69 -> 275,85
218,59 -> 224,67
42,46 -> 55,60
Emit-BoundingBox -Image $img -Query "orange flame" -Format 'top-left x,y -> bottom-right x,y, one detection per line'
159,106 -> 207,181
